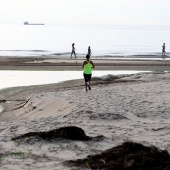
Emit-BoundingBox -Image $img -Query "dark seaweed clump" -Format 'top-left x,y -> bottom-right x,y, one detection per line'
66,141 -> 170,170
11,126 -> 104,141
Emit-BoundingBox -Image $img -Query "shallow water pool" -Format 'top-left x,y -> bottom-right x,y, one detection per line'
0,70 -> 146,90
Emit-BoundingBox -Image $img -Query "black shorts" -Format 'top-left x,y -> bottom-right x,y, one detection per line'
83,73 -> 91,82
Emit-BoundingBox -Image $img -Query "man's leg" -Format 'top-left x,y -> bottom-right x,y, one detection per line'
84,74 -> 88,91
71,51 -> 73,58
85,82 -> 88,91
74,51 -> 76,58
87,75 -> 91,90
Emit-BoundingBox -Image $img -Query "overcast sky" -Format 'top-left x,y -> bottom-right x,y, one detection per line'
0,0 -> 170,25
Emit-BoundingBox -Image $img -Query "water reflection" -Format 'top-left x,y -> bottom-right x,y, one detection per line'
0,70 -> 145,90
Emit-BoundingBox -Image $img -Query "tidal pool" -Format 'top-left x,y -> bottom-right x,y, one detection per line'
0,70 -> 146,90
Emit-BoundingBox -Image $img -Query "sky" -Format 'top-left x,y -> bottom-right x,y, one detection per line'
0,0 -> 170,26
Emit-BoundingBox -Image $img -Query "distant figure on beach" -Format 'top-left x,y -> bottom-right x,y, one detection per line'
71,43 -> 76,58
88,46 -> 91,56
82,54 -> 95,91
162,43 -> 166,58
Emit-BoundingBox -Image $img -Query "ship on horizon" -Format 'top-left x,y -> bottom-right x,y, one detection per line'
24,21 -> 44,25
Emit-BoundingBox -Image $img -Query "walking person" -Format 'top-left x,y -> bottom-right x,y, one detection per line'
88,46 -> 91,56
82,54 -> 95,91
162,43 -> 166,59
71,43 -> 76,58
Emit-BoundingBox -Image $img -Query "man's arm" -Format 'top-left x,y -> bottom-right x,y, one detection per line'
82,61 -> 86,68
91,61 -> 95,68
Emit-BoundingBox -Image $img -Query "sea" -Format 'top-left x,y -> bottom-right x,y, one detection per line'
0,24 -> 170,58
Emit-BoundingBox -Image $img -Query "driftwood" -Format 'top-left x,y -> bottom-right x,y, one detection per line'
12,98 -> 31,110
66,141 -> 170,170
11,126 -> 103,141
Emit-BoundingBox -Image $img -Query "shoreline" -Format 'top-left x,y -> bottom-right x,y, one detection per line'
0,55 -> 170,71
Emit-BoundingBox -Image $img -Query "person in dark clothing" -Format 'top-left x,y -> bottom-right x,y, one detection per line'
71,43 -> 76,58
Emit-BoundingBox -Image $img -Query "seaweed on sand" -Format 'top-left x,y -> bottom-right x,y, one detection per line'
65,141 -> 170,170
11,126 -> 104,141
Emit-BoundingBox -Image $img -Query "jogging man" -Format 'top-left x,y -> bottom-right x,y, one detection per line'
82,54 -> 95,91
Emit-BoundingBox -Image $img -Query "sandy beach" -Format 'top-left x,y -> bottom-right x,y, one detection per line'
0,56 -> 170,71
0,56 -> 170,169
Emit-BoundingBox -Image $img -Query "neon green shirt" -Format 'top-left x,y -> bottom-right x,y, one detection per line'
84,62 -> 92,74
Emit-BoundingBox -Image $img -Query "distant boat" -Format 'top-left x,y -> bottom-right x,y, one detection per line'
24,21 -> 44,25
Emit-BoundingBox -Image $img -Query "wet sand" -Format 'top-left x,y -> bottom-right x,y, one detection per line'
0,55 -> 170,71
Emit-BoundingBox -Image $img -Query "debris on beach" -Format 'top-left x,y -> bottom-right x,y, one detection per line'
0,99 -> 7,103
65,141 -> 170,170
11,126 -> 104,141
